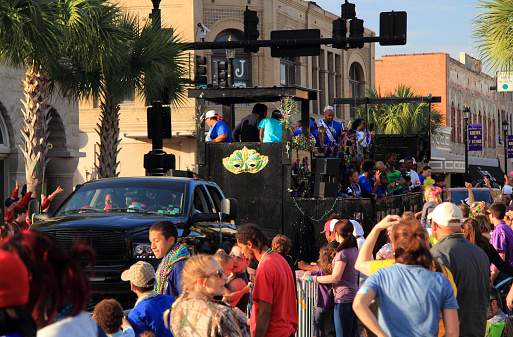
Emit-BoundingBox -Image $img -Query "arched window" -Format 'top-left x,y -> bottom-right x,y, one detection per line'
349,62 -> 363,99
349,62 -> 363,118
212,30 -> 251,87
0,111 -> 8,148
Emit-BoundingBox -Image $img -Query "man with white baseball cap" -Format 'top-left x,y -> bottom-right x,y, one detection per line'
205,110 -> 232,143
430,202 -> 490,337
122,262 -> 175,337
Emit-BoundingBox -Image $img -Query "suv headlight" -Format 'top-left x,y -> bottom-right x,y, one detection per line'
132,243 -> 157,260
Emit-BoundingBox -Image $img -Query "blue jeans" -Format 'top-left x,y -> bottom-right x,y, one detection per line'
334,302 -> 358,337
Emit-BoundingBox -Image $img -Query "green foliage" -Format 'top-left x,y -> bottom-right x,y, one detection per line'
352,85 -> 442,135
472,0 -> 513,72
54,11 -> 187,107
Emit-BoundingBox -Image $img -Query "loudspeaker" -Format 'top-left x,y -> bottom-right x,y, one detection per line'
314,158 -> 340,198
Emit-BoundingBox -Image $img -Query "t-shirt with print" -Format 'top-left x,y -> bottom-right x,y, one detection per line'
206,120 -> 232,143
362,263 -> 458,337
490,221 -> 513,270
332,247 -> 359,303
251,252 -> 298,337
258,118 -> 282,143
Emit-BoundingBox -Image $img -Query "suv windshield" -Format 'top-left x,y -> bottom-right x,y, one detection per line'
56,179 -> 186,217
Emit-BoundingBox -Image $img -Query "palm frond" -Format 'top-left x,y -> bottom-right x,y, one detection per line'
472,0 -> 513,72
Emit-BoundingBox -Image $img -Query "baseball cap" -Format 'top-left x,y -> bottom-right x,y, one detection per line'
321,219 -> 338,233
350,220 -> 364,237
4,197 -> 18,208
0,250 -> 29,307
205,110 -> 218,119
121,261 -> 156,288
506,205 -> 513,212
404,156 -> 416,164
427,202 -> 463,227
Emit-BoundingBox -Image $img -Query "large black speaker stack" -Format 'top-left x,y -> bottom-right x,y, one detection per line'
313,158 -> 340,198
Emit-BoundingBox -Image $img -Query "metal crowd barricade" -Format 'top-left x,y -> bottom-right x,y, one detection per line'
296,276 -> 318,337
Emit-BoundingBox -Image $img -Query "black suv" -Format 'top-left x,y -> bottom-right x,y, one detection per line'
30,177 -> 236,303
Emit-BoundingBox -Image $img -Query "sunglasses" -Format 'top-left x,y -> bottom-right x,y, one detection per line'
205,269 -> 224,279
230,254 -> 246,263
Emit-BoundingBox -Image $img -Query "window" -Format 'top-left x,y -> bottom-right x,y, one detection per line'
206,185 -> 223,212
193,186 -> 214,213
280,57 -> 296,86
212,30 -> 251,87
349,62 -> 363,118
349,63 -> 362,99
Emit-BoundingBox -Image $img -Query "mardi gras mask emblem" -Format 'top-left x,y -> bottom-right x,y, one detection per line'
223,146 -> 269,174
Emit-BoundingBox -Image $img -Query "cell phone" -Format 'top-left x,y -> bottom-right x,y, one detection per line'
369,123 -> 375,132
341,122 -> 347,131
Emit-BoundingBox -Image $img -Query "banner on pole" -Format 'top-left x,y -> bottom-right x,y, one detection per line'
508,135 -> 513,159
468,124 -> 482,151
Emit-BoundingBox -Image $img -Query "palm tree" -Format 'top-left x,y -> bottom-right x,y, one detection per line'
353,85 -> 442,134
472,0 -> 513,72
56,14 -> 187,178
0,0 -> 126,194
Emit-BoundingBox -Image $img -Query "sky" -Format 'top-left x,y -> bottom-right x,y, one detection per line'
320,0 -> 483,68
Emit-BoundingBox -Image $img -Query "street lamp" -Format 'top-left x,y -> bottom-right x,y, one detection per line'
226,47 -> 235,87
151,0 -> 161,29
503,120 -> 509,179
463,106 -> 470,182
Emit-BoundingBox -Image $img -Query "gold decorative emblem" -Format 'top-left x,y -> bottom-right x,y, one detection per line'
222,146 -> 269,174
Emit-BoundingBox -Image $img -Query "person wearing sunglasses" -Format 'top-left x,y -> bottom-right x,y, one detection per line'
167,254 -> 250,337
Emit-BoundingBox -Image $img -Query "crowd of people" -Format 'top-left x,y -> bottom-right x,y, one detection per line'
4,171 -> 513,336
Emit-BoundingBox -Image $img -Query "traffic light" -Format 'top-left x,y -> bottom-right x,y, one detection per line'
332,18 -> 347,49
244,6 -> 259,53
379,11 -> 407,46
217,61 -> 229,87
194,55 -> 207,85
349,18 -> 364,49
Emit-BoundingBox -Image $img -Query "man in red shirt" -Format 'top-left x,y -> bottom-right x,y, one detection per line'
236,223 -> 298,337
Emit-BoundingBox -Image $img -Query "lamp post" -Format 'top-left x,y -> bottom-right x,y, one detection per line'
503,120 -> 509,179
151,0 -> 161,28
463,106 -> 470,182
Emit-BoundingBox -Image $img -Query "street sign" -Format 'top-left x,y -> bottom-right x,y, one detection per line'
468,124 -> 482,151
498,71 -> 513,92
508,135 -> 513,159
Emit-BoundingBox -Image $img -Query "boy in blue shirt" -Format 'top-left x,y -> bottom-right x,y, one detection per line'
258,110 -> 282,142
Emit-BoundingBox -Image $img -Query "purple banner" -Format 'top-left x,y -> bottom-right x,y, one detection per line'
468,124 -> 482,151
508,135 -> 513,159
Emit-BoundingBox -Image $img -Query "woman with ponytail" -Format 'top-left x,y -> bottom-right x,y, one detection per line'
304,219 -> 359,337
353,218 -> 459,337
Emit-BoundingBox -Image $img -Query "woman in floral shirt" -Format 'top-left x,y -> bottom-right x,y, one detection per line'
166,254 -> 250,337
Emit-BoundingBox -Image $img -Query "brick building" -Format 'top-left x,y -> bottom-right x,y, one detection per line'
75,0 -> 376,182
376,52 -> 513,186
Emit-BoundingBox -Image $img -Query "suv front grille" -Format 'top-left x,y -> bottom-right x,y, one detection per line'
44,229 -> 126,265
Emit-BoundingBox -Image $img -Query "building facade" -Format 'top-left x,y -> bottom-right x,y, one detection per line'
75,0 -> 375,182
0,66 -> 80,212
375,52 -> 513,186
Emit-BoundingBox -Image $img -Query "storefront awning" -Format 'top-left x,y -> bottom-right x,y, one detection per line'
469,165 -> 505,186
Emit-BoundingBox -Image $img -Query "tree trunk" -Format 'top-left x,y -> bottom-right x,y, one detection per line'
95,96 -> 121,178
20,64 -> 52,196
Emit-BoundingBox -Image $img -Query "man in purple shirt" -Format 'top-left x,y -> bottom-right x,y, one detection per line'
489,202 -> 513,284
